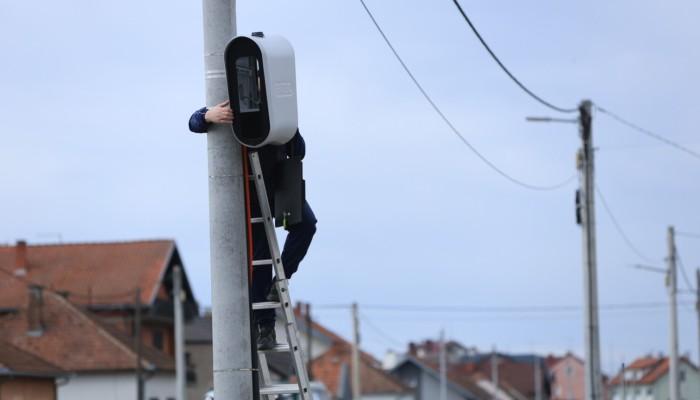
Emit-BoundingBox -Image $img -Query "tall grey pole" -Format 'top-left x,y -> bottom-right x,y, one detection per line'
667,226 -> 680,400
135,289 -> 144,400
578,99 -> 603,400
351,303 -> 361,400
201,1 -> 253,399
696,269 -> 700,386
534,356 -> 542,400
306,303 -> 314,381
491,347 -> 498,400
174,265 -> 185,400
439,330 -> 447,400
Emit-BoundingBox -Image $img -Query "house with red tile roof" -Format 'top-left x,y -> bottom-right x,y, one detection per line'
402,340 -> 549,400
391,356 -> 492,400
1,285 -> 177,400
184,302 -> 415,399
0,340 -> 65,400
607,355 -> 699,400
0,240 -> 200,357
0,239 -> 201,400
545,352 -> 585,400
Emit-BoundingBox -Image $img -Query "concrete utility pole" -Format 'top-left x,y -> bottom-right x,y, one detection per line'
667,226 -> 680,400
306,303 -> 314,381
351,303 -> 361,400
201,1 -> 253,399
534,356 -> 542,400
439,330 -> 447,400
135,288 -> 144,400
173,265 -> 185,400
491,347 -> 499,400
696,269 -> 700,386
577,99 -> 603,400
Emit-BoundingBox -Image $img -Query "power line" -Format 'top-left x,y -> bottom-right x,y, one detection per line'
594,185 -> 659,263
677,231 -> 700,239
359,312 -> 404,347
676,249 -> 697,293
316,301 -> 679,314
451,0 -> 577,114
595,106 -> 700,161
358,0 -> 576,191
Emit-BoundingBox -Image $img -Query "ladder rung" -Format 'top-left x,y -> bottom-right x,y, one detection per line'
260,384 -> 301,396
252,301 -> 281,310
251,217 -> 265,224
252,259 -> 273,266
258,343 -> 291,353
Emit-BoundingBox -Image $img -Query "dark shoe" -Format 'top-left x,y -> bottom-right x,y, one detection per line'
266,278 -> 280,303
257,325 -> 276,351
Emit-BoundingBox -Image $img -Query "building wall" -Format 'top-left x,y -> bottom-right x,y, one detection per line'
0,377 -> 56,400
609,360 -> 700,400
187,342 -> 214,400
57,371 -> 175,400
550,356 -> 585,400
394,364 -> 468,400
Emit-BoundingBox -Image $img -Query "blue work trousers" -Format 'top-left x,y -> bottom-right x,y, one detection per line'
252,200 -> 317,328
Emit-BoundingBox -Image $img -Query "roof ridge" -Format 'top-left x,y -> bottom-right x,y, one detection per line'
0,239 -> 175,248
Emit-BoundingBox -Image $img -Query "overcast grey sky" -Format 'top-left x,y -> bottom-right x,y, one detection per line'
2,0 -> 699,374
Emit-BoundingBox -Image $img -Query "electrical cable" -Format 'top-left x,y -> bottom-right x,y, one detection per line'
359,0 -> 576,191
451,0 -> 578,114
677,231 -> 700,239
594,185 -> 660,263
675,249 -> 697,293
595,106 -> 700,161
315,301 -> 679,314
359,312 -> 405,347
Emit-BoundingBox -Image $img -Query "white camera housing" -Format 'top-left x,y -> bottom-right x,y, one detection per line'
224,33 -> 298,148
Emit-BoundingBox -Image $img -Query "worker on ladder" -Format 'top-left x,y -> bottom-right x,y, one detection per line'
188,101 -> 318,350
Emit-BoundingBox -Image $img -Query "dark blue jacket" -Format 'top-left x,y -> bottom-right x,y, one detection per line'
188,107 -> 306,159
188,107 -> 306,206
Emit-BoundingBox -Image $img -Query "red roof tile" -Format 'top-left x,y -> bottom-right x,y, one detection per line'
0,341 -> 65,376
0,240 -> 175,309
608,356 -> 698,386
309,343 -> 412,398
1,288 -> 174,372
292,305 -> 412,398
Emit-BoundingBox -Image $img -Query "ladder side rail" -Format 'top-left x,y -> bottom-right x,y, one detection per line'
249,151 -> 312,400
249,152 -> 289,282
285,323 -> 312,396
257,353 -> 276,400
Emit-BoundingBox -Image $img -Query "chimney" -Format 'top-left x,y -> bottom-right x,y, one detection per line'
15,240 -> 27,276
27,285 -> 45,336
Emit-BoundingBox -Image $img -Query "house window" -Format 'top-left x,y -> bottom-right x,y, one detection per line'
566,365 -> 574,377
152,330 -> 164,350
186,352 -> 197,384
647,387 -> 652,395
680,370 -> 686,381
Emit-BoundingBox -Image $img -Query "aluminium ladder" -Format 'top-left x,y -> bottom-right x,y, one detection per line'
248,151 -> 311,400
